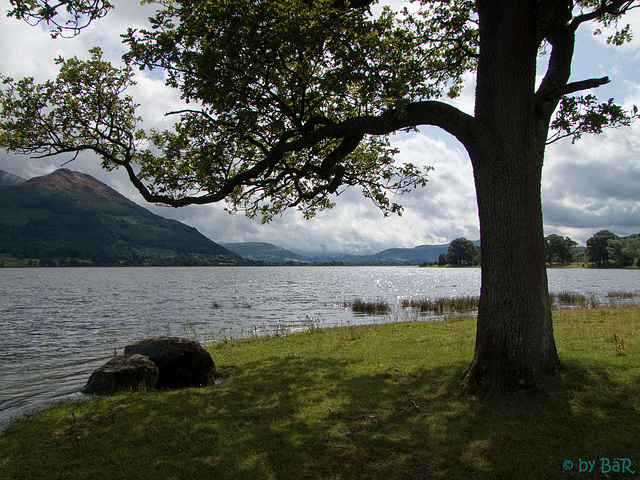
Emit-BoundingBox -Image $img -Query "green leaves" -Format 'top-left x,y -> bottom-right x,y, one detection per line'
0,48 -> 140,169
548,95 -> 639,144
575,0 -> 637,46
0,0 -> 478,221
116,0 -> 453,219
3,0 -> 639,223
7,0 -> 113,37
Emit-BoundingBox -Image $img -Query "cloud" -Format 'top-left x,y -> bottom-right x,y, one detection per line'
583,7 -> 640,56
1,0 -> 638,254
542,110 -> 640,243
121,130 -> 479,255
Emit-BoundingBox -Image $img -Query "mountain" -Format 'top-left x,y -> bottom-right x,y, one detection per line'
302,245 -> 451,265
223,242 -> 311,264
226,240 -> 480,265
371,240 -> 480,264
23,168 -> 129,203
0,169 -> 243,266
0,170 -> 26,186
368,244 -> 452,264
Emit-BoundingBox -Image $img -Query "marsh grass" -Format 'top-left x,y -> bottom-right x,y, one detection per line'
2,306 -> 640,480
551,291 -> 602,308
232,300 -> 252,309
554,290 -> 587,306
551,291 -> 640,310
607,290 -> 640,299
348,298 -> 391,315
401,295 -> 479,314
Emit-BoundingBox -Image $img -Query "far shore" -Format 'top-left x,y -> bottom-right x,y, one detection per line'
1,256 -> 639,269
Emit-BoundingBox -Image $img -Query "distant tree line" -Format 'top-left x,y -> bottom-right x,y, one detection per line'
438,238 -> 481,266
545,231 -> 639,267
585,230 -> 640,267
434,232 -> 640,268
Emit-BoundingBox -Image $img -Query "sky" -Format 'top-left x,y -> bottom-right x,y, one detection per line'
1,0 -> 639,254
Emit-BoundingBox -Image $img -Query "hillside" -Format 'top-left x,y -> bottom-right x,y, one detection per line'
0,169 -> 243,266
224,241 -> 478,265
0,171 -> 26,186
23,168 -> 130,203
223,242 -> 311,264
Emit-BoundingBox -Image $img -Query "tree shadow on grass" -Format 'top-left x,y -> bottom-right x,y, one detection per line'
5,356 -> 639,480
192,357 -> 639,480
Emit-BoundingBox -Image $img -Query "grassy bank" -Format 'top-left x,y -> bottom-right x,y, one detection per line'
1,306 -> 639,479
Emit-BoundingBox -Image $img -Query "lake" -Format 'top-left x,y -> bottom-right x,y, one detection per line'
1,266 -> 638,431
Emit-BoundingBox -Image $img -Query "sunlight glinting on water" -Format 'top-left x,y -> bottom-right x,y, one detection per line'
1,266 -> 638,431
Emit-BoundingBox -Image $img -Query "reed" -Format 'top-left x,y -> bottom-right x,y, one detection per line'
553,290 -> 587,306
401,296 -> 479,314
348,298 -> 391,315
606,290 -> 639,299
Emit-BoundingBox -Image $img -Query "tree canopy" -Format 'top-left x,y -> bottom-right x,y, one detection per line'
586,230 -> 640,266
447,237 -> 478,265
586,229 -> 618,265
2,1 -> 637,222
607,235 -> 640,267
6,0 -> 113,37
545,234 -> 577,264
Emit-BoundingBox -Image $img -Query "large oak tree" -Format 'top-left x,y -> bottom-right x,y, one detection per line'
2,0 -> 638,391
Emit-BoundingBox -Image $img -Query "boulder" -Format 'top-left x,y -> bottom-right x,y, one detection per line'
124,336 -> 215,389
83,354 -> 159,394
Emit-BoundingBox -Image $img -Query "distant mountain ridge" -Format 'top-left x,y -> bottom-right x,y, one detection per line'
0,170 -> 26,186
1,169 -> 477,266
224,240 -> 480,265
0,169 -> 243,266
222,242 -> 312,264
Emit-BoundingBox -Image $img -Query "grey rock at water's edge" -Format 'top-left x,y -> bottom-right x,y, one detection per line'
124,336 -> 215,389
83,354 -> 160,394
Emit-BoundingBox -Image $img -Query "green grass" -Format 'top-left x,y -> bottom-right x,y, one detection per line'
1,306 -> 640,479
0,257 -> 95,267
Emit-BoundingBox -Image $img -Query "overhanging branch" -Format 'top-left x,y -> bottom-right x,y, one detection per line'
115,101 -> 480,209
539,76 -> 611,103
571,0 -> 639,29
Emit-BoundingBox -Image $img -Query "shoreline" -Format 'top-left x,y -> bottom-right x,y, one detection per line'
2,256 -> 639,269
2,305 -> 639,479
2,297 -> 639,435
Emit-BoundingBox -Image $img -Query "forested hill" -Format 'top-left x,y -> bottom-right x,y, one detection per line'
0,169 -> 243,266
223,242 -> 312,264
223,241 -> 481,265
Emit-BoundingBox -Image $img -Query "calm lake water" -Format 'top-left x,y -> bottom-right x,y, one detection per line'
1,266 -> 638,431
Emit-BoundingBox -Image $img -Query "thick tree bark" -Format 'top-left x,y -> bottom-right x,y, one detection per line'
462,0 -> 561,392
464,144 -> 561,392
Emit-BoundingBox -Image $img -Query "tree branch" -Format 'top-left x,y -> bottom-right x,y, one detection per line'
571,0 -> 639,30
307,101 -> 479,150
8,0 -> 114,38
113,101 -> 480,209
539,76 -> 611,103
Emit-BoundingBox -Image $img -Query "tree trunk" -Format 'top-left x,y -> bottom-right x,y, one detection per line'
463,145 -> 561,392
462,0 -> 561,392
